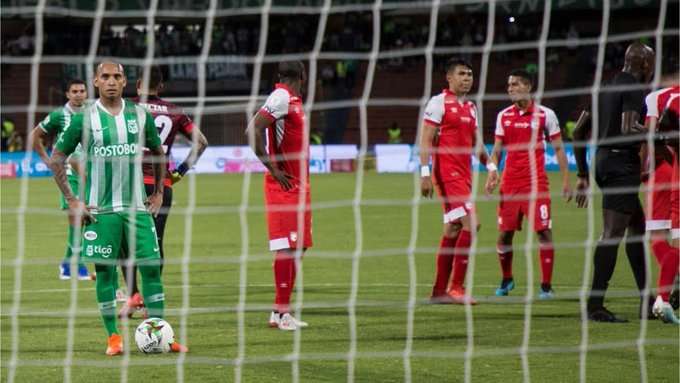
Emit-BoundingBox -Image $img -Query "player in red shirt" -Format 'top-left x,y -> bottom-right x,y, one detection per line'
249,61 -> 311,330
118,66 -> 208,318
421,58 -> 490,305
647,91 -> 680,324
485,69 -> 573,299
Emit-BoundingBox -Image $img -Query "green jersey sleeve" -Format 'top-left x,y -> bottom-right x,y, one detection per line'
143,110 -> 161,150
55,112 -> 83,156
38,109 -> 64,135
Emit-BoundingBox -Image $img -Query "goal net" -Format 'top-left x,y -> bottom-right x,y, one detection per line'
1,0 -> 678,382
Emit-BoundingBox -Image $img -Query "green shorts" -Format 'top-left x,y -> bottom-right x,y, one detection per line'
60,175 -> 80,210
81,211 -> 160,266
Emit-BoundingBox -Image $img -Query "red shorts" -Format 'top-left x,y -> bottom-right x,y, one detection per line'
671,160 -> 680,239
435,181 -> 474,224
644,161 -> 673,231
264,177 -> 312,251
498,188 -> 551,232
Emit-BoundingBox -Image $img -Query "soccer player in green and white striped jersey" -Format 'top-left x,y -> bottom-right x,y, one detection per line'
50,62 -> 187,356
29,79 -> 93,281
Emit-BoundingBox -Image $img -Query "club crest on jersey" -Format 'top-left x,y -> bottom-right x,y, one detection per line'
126,119 -> 139,134
289,232 -> 298,242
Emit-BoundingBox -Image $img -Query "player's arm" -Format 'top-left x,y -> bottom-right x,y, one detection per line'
50,114 -> 94,223
143,111 -> 166,216
419,120 -> 437,198
485,137 -> 502,194
173,120 -> 209,184
551,136 -> 573,201
30,112 -> 59,165
247,92 -> 293,191
572,110 -> 591,208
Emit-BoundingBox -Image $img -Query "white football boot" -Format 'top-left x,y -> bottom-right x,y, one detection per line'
652,296 -> 680,324
269,312 -> 308,330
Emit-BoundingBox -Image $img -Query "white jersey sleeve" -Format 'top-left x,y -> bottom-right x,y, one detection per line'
494,111 -> 505,137
260,88 -> 290,120
542,106 -> 561,137
644,89 -> 662,119
423,93 -> 445,125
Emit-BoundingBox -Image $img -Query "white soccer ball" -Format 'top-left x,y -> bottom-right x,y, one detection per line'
135,317 -> 174,354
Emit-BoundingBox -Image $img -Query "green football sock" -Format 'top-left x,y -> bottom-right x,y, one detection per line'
94,264 -> 118,336
139,264 -> 164,318
63,225 -> 85,268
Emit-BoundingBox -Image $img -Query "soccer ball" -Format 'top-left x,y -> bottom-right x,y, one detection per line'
135,318 -> 174,353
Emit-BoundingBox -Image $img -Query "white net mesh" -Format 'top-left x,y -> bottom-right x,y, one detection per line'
1,0 -> 679,382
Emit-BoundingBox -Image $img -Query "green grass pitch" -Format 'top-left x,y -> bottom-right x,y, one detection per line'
1,172 -> 678,382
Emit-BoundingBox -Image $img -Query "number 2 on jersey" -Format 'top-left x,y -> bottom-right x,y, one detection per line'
154,115 -> 173,153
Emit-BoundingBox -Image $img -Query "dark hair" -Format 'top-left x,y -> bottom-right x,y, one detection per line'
138,65 -> 164,89
278,61 -> 305,80
445,57 -> 473,73
508,69 -> 534,87
65,79 -> 86,92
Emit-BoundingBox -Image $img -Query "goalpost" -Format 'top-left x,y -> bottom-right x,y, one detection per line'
2,1 -> 678,382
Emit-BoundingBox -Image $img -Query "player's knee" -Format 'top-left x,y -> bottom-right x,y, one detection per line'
498,231 -> 514,245
537,229 -> 552,244
444,223 -> 461,238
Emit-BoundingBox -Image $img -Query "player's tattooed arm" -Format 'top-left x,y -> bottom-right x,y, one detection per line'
247,113 -> 293,191
572,110 -> 591,208
419,121 -> 437,198
173,126 -> 209,184
50,148 -> 95,223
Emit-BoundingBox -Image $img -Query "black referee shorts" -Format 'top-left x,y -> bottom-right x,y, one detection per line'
594,148 -> 642,215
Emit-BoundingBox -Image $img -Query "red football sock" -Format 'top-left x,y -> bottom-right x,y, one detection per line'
651,239 -> 672,264
539,245 -> 554,285
432,235 -> 457,297
449,230 -> 471,291
273,250 -> 295,313
653,241 -> 679,301
498,248 -> 513,279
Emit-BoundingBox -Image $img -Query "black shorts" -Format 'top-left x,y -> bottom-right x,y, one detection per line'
595,148 -> 642,214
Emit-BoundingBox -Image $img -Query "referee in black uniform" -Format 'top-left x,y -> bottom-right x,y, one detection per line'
573,42 -> 655,323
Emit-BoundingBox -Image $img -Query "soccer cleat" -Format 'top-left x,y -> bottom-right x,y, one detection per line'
448,287 -> 477,305
105,334 -> 123,356
538,284 -> 554,300
652,296 -> 680,324
77,265 -> 91,281
59,262 -> 71,280
268,311 -> 280,328
269,311 -> 308,329
277,313 -> 298,331
495,278 -> 515,296
587,306 -> 628,323
170,342 -> 189,353
118,293 -> 145,319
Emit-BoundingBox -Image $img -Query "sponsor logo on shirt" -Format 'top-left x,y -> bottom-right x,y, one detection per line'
84,230 -> 98,241
450,107 -> 458,113
93,143 -> 138,157
86,244 -> 113,257
514,122 -> 530,129
127,119 -> 139,134
460,117 -> 471,123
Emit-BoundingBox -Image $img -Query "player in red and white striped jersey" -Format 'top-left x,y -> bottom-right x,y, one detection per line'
485,69 -> 573,299
249,61 -> 311,330
420,58 -> 491,305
